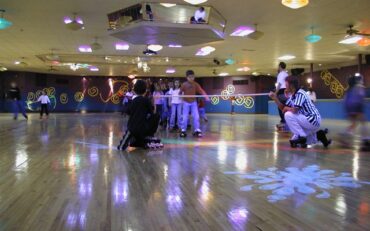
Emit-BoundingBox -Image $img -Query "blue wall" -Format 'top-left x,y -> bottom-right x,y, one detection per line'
268,99 -> 370,120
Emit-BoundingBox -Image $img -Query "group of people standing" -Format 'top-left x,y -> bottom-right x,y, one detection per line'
118,70 -> 209,150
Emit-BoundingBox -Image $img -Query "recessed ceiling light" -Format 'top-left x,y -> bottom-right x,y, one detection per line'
166,68 -> 176,74
168,44 -> 182,48
278,55 -> 296,60
183,0 -> 208,5
128,74 -> 136,79
230,26 -> 255,37
281,0 -> 309,9
237,67 -> 250,72
339,35 -> 363,44
219,72 -> 229,76
196,46 -> 216,56
252,72 -> 260,76
148,44 -> 163,52
160,3 -> 177,7
14,61 -> 21,65
90,67 -> 99,72
78,45 -> 92,53
0,66 -> 7,71
115,43 -> 130,50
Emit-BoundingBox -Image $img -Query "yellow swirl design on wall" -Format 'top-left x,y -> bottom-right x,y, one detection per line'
27,92 -> 35,101
211,84 -> 255,108
74,92 -> 84,102
211,96 -> 220,105
243,96 -> 254,108
111,94 -> 121,104
44,87 -> 55,96
60,93 -> 68,104
320,70 -> 349,98
88,87 -> 99,97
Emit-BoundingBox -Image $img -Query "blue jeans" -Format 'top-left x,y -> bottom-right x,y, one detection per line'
12,100 -> 27,118
170,103 -> 182,128
199,108 -> 207,120
181,101 -> 200,132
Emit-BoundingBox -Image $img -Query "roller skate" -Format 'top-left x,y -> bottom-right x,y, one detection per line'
144,137 -> 164,149
289,136 -> 307,148
193,130 -> 203,137
117,131 -> 132,151
180,130 -> 187,138
316,129 -> 331,148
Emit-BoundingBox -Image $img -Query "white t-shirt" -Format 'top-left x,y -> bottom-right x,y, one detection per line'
169,88 -> 182,104
194,9 -> 206,21
276,70 -> 288,89
38,95 -> 50,104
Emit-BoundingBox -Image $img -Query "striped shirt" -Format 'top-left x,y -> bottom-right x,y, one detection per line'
286,89 -> 321,126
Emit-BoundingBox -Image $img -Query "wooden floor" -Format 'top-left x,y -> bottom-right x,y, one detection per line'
0,113 -> 369,231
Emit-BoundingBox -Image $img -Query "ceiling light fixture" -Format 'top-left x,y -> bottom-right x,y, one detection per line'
128,74 -> 136,79
237,67 -> 250,72
183,0 -> 208,5
305,27 -> 321,43
78,45 -> 92,53
278,55 -> 296,60
160,3 -> 177,7
0,9 -> 12,30
218,72 -> 229,76
148,44 -> 163,52
357,37 -> 370,47
195,46 -> 216,56
14,61 -> 21,65
166,68 -> 176,74
281,0 -> 309,9
64,13 -> 84,31
339,35 -> 363,44
0,66 -> 7,71
230,26 -> 254,37
252,72 -> 260,76
90,66 -> 99,72
225,58 -> 235,65
115,42 -> 130,50
168,44 -> 182,48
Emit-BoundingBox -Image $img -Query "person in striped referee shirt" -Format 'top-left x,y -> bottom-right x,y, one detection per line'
269,76 -> 331,148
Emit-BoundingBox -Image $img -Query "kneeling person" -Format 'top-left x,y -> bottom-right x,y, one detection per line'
269,76 -> 331,148
117,79 -> 162,151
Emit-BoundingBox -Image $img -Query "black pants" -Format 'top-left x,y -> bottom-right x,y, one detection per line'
40,104 -> 49,116
129,113 -> 160,148
277,88 -> 287,123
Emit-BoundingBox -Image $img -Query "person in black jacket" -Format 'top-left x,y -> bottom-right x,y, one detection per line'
117,79 -> 161,151
7,82 -> 28,120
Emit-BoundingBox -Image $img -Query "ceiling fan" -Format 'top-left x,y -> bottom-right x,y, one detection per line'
342,25 -> 370,36
337,25 -> 370,44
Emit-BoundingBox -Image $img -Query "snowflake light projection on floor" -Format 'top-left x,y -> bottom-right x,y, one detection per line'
225,165 -> 370,203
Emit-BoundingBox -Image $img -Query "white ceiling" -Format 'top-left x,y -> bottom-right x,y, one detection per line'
0,0 -> 369,77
